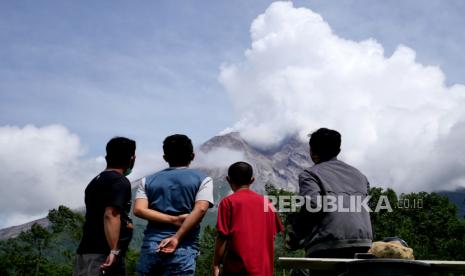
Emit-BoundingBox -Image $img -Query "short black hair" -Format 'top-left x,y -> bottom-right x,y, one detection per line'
228,162 -> 253,185
106,137 -> 136,168
309,128 -> 341,161
163,134 -> 194,166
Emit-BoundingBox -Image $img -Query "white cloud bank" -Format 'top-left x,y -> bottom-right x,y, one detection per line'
0,125 -> 243,228
194,147 -> 246,168
0,125 -> 102,228
219,2 -> 465,192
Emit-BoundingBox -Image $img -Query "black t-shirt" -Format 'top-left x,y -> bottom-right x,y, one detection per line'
77,170 -> 132,254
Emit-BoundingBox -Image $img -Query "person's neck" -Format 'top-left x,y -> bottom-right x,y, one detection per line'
105,167 -> 125,175
233,185 -> 250,192
168,163 -> 190,168
313,156 -> 338,165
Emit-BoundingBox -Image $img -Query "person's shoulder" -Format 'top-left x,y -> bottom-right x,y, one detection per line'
221,191 -> 242,202
88,172 -> 102,182
219,190 -> 261,206
299,159 -> 343,178
85,173 -> 103,190
174,168 -> 209,183
184,168 -> 208,178
218,193 -> 233,207
311,158 -> 354,172
299,165 -> 318,178
230,189 -> 262,201
145,168 -> 172,181
113,172 -> 131,186
334,159 -> 367,176
100,170 -> 128,182
95,171 -> 131,191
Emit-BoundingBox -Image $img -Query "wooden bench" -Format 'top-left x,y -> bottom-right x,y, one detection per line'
278,257 -> 465,275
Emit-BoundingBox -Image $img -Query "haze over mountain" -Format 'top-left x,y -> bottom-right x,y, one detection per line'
2,131 -> 465,241
0,132 -> 310,239
3,1 -> 465,232
198,132 -> 311,197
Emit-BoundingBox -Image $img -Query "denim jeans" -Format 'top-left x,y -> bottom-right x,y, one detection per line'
138,240 -> 198,276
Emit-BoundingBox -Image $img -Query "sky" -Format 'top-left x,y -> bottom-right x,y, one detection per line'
1,0 -> 465,228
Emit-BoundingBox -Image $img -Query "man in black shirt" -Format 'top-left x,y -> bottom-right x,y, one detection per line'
74,137 -> 136,276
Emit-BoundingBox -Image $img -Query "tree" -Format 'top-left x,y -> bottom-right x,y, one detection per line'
265,183 -> 306,275
369,188 -> 465,260
196,225 -> 216,275
47,205 -> 84,239
0,206 -> 84,275
125,247 -> 140,276
0,223 -> 52,275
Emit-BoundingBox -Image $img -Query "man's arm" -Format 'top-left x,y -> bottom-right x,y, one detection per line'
157,200 -> 210,253
286,170 -> 323,250
133,177 -> 187,226
133,198 -> 187,227
299,170 -> 322,197
212,236 -> 227,276
101,206 -> 121,270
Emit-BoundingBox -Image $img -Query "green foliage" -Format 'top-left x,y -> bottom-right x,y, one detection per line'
0,205 -> 82,275
265,183 -> 306,275
2,187 -> 465,275
0,235 -> 36,275
0,223 -> 55,275
369,188 -> 465,260
125,247 -> 140,276
47,205 -> 84,239
196,225 -> 216,276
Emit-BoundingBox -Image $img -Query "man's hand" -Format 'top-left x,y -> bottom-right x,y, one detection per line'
100,253 -> 117,271
212,265 -> 220,276
102,207 -> 121,271
173,214 -> 189,227
157,201 -> 209,254
134,198 -> 190,227
213,236 -> 227,275
157,235 -> 179,254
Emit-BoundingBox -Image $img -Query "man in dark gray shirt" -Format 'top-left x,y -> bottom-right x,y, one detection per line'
289,128 -> 372,275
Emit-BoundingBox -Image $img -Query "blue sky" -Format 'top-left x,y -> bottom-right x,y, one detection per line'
1,0 -> 465,227
2,0 -> 464,154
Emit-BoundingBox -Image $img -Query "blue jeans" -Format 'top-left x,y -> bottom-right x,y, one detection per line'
138,241 -> 198,276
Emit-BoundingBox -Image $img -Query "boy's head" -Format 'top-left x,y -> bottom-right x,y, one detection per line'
105,137 -> 136,173
309,128 -> 341,163
227,162 -> 254,190
163,134 -> 194,167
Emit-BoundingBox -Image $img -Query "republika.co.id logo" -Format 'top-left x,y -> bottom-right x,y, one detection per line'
264,195 -> 423,213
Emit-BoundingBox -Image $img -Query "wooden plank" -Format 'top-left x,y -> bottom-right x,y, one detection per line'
278,257 -> 465,272
278,258 -> 352,270
426,260 -> 465,272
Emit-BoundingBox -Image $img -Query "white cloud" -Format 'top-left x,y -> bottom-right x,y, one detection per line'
0,124 -> 101,228
1,213 -> 44,229
194,147 -> 246,168
127,152 -> 165,184
0,125 -> 186,228
219,2 -> 465,192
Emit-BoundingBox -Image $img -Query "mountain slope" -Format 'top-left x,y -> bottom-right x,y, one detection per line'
0,132 -> 309,240
438,187 -> 465,219
4,131 -> 465,241
198,132 -> 310,197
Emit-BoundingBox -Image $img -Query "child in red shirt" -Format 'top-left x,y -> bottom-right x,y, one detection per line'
213,162 -> 284,276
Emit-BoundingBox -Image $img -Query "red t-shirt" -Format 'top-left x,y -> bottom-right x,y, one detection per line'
217,189 -> 284,276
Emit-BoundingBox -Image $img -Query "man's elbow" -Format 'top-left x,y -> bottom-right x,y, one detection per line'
133,205 -> 144,218
199,206 -> 208,215
104,207 -> 120,221
196,202 -> 210,215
